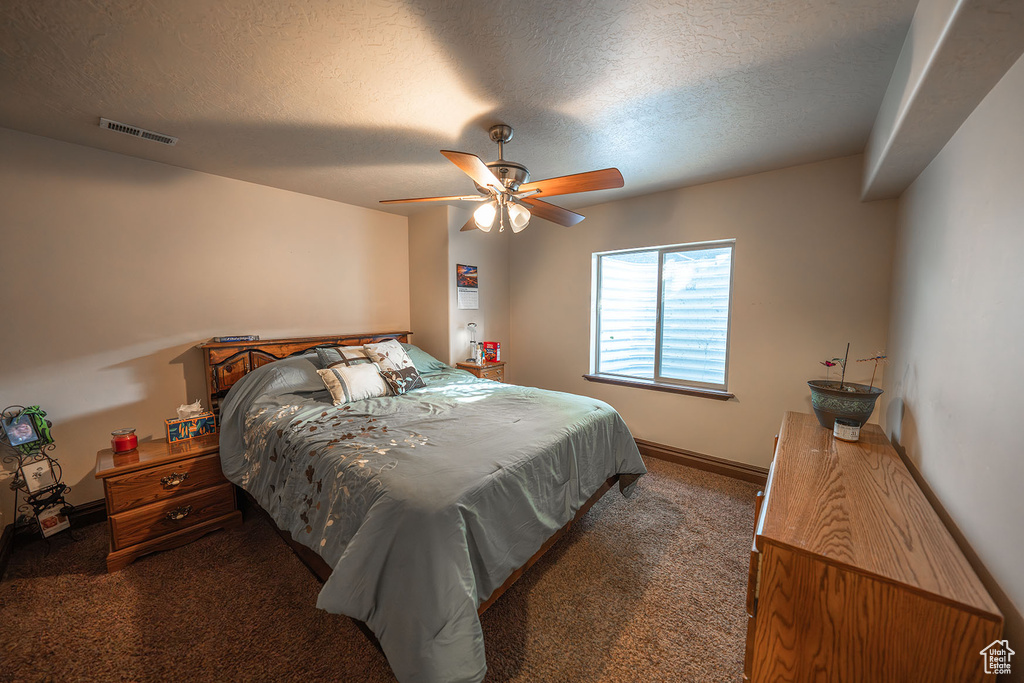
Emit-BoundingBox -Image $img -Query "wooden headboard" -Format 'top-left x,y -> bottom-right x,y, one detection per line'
198,331 -> 411,415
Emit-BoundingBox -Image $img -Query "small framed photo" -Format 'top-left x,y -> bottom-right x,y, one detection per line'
20,459 -> 57,493
2,412 -> 39,447
37,504 -> 70,538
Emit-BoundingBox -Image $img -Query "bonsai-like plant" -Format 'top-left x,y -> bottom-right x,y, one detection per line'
857,352 -> 888,391
819,343 -> 851,389
819,359 -> 841,383
817,345 -> 887,391
808,344 -> 885,429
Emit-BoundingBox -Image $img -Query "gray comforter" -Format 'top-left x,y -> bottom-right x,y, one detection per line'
219,351 -> 646,683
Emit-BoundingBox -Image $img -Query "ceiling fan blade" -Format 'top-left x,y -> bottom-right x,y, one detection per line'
379,194 -> 486,204
520,197 -> 586,227
440,150 -> 504,192
517,168 -> 623,197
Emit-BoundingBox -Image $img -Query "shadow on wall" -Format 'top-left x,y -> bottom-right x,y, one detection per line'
885,396 -> 919,466
0,341 -> 210,519
885,362 -> 920,463
169,346 -> 209,410
885,395 -> 1023,661
102,342 -> 210,418
0,401 -> 148,525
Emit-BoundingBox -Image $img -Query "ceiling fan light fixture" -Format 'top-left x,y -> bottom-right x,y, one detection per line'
380,125 -> 622,232
508,203 -> 531,233
473,201 -> 497,231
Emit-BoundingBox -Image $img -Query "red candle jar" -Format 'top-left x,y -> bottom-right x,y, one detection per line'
111,428 -> 138,453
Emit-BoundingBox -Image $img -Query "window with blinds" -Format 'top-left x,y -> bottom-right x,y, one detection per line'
593,240 -> 734,391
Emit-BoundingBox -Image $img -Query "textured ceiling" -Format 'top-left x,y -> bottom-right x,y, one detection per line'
0,0 -> 916,214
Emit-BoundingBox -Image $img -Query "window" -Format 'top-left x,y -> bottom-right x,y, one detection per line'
591,239 -> 735,394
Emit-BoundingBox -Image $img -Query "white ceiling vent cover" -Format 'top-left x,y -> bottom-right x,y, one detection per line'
99,118 -> 178,146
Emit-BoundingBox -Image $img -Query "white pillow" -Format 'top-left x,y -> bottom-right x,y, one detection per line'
317,363 -> 388,405
364,339 -> 416,372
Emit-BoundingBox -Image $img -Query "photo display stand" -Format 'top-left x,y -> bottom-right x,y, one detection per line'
2,405 -> 75,543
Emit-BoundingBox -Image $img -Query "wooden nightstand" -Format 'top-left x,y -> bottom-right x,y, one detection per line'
456,360 -> 506,383
95,434 -> 242,572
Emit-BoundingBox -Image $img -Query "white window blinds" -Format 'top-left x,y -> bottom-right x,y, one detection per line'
595,241 -> 734,390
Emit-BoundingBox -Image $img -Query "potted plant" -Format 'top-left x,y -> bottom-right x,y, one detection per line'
807,344 -> 886,429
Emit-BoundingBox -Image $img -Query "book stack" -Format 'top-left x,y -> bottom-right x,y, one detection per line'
212,335 -> 259,343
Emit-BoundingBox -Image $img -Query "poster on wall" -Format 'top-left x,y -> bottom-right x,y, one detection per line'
457,264 -> 479,310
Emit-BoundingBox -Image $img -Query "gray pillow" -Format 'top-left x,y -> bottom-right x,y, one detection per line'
401,343 -> 450,373
260,353 -> 326,396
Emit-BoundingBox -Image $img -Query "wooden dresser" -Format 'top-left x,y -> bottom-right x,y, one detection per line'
95,435 -> 242,572
456,360 -> 506,382
745,412 -> 1002,682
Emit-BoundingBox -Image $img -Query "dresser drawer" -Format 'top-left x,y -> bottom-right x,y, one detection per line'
105,453 -> 227,514
109,482 -> 235,550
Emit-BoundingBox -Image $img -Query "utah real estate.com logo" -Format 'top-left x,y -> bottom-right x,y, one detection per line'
980,639 -> 1014,675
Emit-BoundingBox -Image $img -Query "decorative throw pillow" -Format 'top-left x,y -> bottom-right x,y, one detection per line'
317,363 -> 389,405
379,366 -> 425,395
365,339 -> 426,391
316,345 -> 373,369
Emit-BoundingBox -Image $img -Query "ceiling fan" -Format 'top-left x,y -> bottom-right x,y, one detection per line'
380,125 -> 624,233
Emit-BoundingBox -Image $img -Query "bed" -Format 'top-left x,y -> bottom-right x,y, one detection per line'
202,333 -> 647,683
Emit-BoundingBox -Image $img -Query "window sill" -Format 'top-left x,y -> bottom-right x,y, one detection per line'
582,374 -> 735,401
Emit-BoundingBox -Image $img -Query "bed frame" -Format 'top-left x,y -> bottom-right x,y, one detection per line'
198,331 -> 410,416
198,332 -> 620,616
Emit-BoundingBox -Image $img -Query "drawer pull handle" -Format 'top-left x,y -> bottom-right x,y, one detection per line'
165,505 -> 192,521
160,472 -> 189,488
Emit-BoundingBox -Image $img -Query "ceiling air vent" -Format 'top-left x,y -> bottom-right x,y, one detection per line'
99,118 -> 178,146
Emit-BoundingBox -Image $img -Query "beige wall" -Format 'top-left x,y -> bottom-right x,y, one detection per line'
408,207 -> 451,362
407,205 -> 511,372
0,128 -> 409,520
883,53 -> 1024,655
510,155 -> 897,468
446,207 -> 511,375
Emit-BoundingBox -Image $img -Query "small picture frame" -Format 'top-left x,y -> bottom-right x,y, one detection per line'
2,412 -> 39,447
36,504 -> 70,538
20,459 -> 57,493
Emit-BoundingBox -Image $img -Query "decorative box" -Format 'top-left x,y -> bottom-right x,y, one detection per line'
164,412 -> 218,443
482,341 -> 501,362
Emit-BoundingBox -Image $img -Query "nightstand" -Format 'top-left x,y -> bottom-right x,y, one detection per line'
95,434 -> 242,572
456,360 -> 506,383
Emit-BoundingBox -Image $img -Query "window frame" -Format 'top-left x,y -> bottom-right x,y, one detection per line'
590,238 -> 736,395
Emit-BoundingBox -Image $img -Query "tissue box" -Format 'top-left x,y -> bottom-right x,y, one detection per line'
165,412 -> 218,443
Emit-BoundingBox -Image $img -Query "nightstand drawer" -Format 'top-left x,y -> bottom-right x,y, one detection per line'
109,482 -> 235,550
456,361 -> 506,382
480,366 -> 504,382
105,453 -> 227,514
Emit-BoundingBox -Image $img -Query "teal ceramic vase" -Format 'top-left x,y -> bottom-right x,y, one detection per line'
807,380 -> 883,429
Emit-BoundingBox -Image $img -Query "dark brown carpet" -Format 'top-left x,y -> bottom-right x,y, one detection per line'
0,458 -> 759,682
